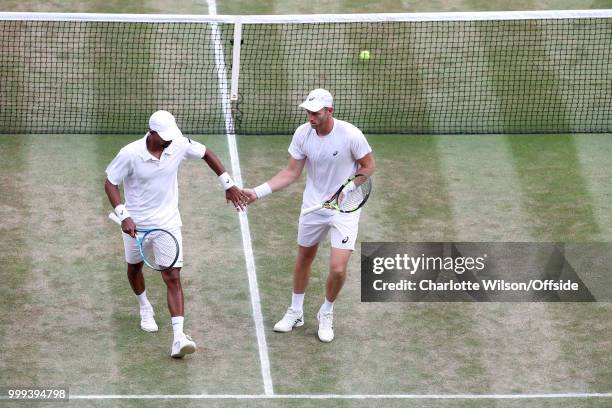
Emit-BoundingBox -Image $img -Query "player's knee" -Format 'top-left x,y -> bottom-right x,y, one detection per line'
300,253 -> 317,264
161,268 -> 181,286
298,248 -> 318,263
126,262 -> 143,275
329,265 -> 347,279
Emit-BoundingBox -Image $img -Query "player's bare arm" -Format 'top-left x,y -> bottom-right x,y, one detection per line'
104,178 -> 136,237
244,157 -> 306,203
355,152 -> 376,178
202,149 -> 249,211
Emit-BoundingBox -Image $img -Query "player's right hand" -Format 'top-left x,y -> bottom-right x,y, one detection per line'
121,217 -> 137,238
243,188 -> 258,204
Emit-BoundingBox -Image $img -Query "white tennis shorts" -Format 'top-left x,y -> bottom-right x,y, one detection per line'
297,210 -> 361,250
122,226 -> 184,268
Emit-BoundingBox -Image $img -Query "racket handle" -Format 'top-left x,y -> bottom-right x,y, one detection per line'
300,203 -> 324,216
108,212 -> 122,225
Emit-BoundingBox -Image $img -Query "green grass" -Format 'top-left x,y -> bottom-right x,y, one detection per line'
237,17 -> 612,135
0,22 -> 228,134
4,0 -> 611,13
2,2 -> 611,135
0,134 -> 263,396
5,399 -> 611,408
1,1 -> 612,407
238,133 -> 612,399
1,133 -> 611,408
218,0 -> 612,14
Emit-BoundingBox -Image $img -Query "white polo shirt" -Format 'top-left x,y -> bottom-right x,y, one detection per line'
106,134 -> 206,229
288,118 -> 372,211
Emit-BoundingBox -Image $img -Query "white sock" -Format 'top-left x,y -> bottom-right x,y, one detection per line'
291,292 -> 305,313
171,316 -> 184,339
320,298 -> 334,314
136,290 -> 152,309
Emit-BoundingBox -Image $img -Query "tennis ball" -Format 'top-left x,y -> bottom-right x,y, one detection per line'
359,50 -> 370,60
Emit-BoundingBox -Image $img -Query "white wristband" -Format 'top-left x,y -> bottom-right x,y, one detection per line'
114,204 -> 131,221
218,172 -> 236,190
254,182 -> 272,199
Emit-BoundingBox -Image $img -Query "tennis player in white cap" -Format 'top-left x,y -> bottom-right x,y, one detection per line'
104,110 -> 249,357
245,89 -> 375,342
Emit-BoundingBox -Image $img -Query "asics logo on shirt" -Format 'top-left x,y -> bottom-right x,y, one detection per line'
342,236 -> 349,244
308,97 -> 315,101
332,151 -> 338,156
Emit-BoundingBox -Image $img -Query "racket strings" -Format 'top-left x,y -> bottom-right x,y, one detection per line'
338,177 -> 372,211
141,230 -> 178,269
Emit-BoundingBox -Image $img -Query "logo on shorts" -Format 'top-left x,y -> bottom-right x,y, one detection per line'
332,150 -> 338,156
342,236 -> 349,244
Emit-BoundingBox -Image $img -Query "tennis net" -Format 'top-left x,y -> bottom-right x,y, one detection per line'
1,11 -> 611,134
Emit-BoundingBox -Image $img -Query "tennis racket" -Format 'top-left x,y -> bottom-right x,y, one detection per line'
108,212 -> 180,271
300,174 -> 372,216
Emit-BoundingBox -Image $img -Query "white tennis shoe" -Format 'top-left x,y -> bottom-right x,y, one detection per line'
139,306 -> 158,332
317,311 -> 334,343
171,334 -> 196,358
273,307 -> 304,332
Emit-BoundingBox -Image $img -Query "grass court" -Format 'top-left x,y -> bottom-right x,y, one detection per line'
1,1 -> 611,407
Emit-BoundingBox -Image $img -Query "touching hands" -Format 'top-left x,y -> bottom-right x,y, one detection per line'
243,188 -> 258,204
226,186 -> 250,211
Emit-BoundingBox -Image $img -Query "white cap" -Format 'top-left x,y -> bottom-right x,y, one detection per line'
299,88 -> 333,112
148,110 -> 183,141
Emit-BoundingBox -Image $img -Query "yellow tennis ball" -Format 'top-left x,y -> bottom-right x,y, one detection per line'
359,50 -> 370,60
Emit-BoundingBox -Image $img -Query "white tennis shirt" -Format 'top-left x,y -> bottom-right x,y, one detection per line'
106,134 -> 206,229
288,118 -> 372,211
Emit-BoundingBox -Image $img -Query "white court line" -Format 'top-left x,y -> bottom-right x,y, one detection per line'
3,10 -> 612,23
207,0 -> 274,396
63,392 -> 612,400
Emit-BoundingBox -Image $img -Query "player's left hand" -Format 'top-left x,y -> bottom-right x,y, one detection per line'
226,186 -> 249,211
338,181 -> 356,205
